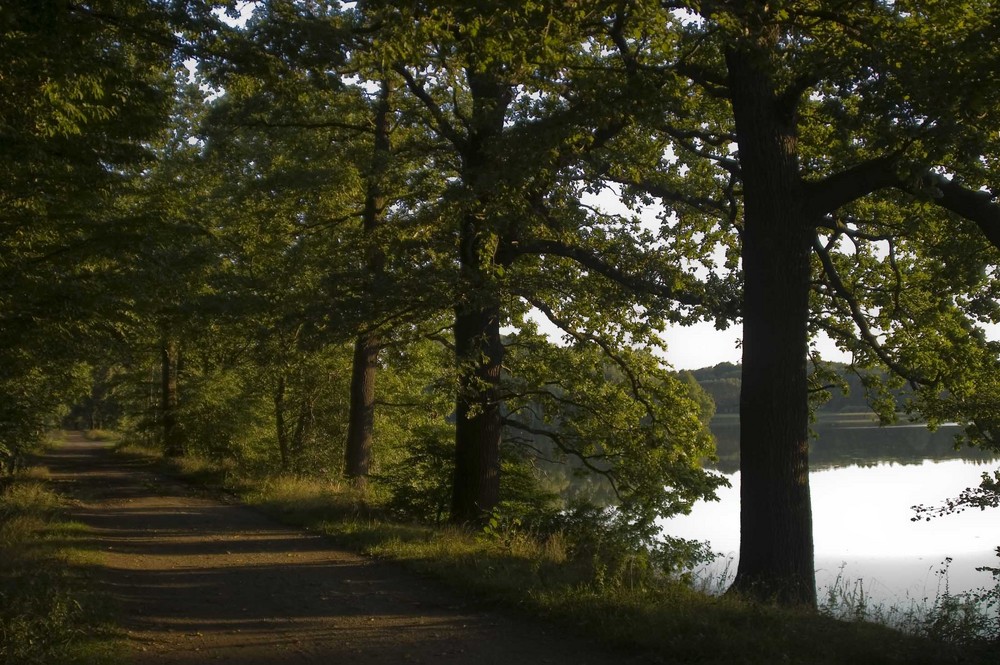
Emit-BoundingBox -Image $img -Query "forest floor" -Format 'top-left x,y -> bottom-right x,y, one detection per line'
41,433 -> 650,665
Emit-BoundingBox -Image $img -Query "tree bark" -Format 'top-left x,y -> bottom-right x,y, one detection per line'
725,43 -> 817,607
451,289 -> 503,523
345,333 -> 378,486
160,337 -> 183,458
291,399 -> 311,472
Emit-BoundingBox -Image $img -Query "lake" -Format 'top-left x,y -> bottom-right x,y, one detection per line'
660,415 -> 1000,607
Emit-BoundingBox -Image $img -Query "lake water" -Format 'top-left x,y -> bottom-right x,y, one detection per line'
660,417 -> 1000,607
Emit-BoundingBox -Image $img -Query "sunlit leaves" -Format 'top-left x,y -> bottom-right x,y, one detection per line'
502,326 -> 726,526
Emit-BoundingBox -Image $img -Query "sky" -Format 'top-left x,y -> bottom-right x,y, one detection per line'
662,321 -> 743,370
663,323 -> 856,370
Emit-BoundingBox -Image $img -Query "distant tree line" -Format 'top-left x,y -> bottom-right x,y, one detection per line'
690,362 -> 910,416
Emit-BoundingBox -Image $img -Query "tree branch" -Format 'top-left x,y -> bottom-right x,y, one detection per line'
520,294 -> 658,421
803,156 -> 900,219
811,235 -> 927,387
230,118 -> 372,134
654,122 -> 740,174
517,238 -> 705,307
910,173 -> 1000,252
392,65 -> 466,150
604,173 -> 733,216
503,420 -> 621,498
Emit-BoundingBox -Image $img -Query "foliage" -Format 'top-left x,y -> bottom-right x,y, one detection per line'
521,501 -> 715,588
911,473 -> 1000,642
914,470 -> 1000,519
972,549 -> 1000,639
381,423 -> 454,523
0,362 -> 89,474
504,328 -> 727,540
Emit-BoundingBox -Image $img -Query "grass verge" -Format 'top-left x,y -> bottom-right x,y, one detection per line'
116,442 -> 999,665
0,465 -> 120,665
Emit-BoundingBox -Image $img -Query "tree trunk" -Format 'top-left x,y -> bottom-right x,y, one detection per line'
345,333 -> 378,487
291,398 -> 311,471
274,374 -> 290,472
444,68 -> 513,524
160,337 -> 183,458
725,44 -> 817,606
451,293 -> 503,523
344,78 -> 390,487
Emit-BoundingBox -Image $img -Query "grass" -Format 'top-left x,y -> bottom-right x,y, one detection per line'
115,441 -> 1000,664
818,562 -> 1000,645
0,465 -> 121,665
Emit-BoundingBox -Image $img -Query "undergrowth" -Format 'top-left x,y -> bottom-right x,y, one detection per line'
0,466 -> 118,665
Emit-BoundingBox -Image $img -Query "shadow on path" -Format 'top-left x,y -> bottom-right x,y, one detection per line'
40,434 -> 643,665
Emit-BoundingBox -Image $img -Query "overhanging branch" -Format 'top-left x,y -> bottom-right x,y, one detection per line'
909,173 -> 1000,252
503,420 -> 622,499
803,156 -> 900,219
520,294 -> 657,420
516,238 -> 706,307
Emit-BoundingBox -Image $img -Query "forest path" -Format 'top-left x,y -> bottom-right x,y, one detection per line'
41,433 -> 649,665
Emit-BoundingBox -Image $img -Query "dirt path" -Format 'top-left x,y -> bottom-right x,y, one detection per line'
40,434 -> 654,665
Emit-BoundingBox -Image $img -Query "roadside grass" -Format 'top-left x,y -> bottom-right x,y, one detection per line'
0,466 -> 120,665
115,442 -> 999,665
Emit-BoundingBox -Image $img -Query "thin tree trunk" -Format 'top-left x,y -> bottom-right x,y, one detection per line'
161,337 -> 183,458
725,43 -> 817,607
274,374 -> 290,472
146,364 -> 156,447
291,399 -> 311,472
344,78 -> 390,486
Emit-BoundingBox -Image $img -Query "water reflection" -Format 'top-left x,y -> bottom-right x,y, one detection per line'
664,417 -> 1000,604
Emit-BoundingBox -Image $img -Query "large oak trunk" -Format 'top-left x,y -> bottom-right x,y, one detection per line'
447,69 -> 511,524
450,295 -> 503,523
726,45 -> 817,606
